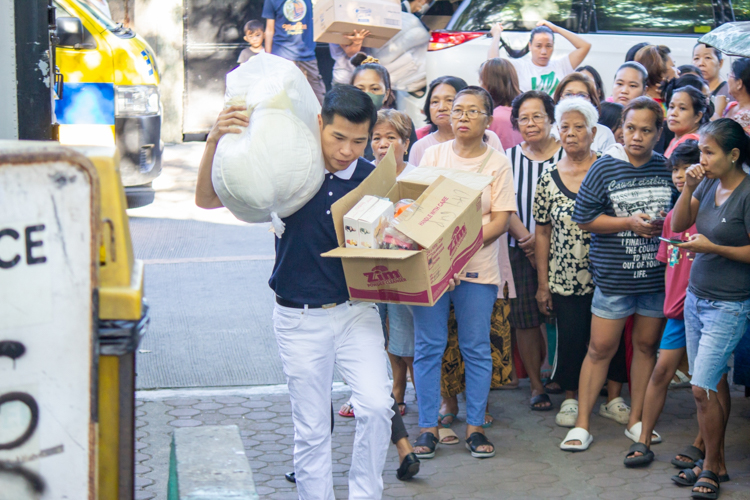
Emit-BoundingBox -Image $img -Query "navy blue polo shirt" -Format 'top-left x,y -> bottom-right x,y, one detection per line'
269,158 -> 375,305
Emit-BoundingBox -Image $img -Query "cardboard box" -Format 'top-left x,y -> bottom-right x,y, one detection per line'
322,148 -> 492,306
358,198 -> 394,248
313,0 -> 402,49
344,195 -> 379,247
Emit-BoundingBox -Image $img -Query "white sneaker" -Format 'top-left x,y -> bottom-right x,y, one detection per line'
599,396 -> 630,425
555,399 -> 578,427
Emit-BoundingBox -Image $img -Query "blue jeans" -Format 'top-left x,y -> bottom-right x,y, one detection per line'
591,287 -> 665,320
684,290 -> 750,393
412,281 -> 497,428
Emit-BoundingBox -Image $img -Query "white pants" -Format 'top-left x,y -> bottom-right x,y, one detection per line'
273,301 -> 394,500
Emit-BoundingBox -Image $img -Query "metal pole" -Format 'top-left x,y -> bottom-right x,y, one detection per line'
14,0 -> 54,140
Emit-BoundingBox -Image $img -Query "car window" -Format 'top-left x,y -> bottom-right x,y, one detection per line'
450,0 -> 576,32
594,0 -> 715,34
733,0 -> 750,21
422,0 -> 460,31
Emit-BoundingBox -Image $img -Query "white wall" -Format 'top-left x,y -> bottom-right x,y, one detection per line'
0,0 -> 19,140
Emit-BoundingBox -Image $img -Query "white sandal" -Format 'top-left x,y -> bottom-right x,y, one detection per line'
555,399 -> 578,428
625,421 -> 662,444
560,427 -> 593,451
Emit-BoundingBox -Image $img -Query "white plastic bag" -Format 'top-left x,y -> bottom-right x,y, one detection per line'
372,12 -> 430,65
212,53 -> 325,236
372,12 -> 429,91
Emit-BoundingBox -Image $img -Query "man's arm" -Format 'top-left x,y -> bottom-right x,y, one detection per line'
195,105 -> 249,209
265,19 -> 275,53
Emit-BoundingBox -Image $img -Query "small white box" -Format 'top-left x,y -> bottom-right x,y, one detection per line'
357,199 -> 394,249
343,195 -> 379,247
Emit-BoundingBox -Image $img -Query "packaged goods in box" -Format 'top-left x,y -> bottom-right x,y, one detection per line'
211,53 -> 324,235
344,195 -> 379,247
322,148 -> 493,306
358,198 -> 394,248
313,0 -> 402,49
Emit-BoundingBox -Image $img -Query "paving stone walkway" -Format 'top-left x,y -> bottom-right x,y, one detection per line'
133,381 -> 750,499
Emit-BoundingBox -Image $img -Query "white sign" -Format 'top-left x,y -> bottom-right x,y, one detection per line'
0,148 -> 97,500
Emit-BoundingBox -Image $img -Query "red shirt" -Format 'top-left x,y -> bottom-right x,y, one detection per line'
664,133 -> 699,158
656,210 -> 697,319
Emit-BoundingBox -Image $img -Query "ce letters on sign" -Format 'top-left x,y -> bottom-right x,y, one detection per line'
0,222 -> 52,329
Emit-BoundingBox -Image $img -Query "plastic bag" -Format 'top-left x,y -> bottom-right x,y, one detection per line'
372,12 -> 429,92
378,201 -> 421,250
212,53 -> 325,236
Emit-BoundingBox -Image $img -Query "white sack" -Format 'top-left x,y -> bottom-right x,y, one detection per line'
372,12 -> 430,65
372,13 -> 429,92
212,53 -> 325,235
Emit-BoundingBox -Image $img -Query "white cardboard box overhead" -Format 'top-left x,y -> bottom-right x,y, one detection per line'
313,0 -> 402,48
322,148 -> 492,306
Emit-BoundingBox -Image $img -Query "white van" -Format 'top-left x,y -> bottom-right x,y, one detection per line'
401,0 -> 748,128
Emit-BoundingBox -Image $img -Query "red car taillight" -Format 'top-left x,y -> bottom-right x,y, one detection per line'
428,31 -> 485,51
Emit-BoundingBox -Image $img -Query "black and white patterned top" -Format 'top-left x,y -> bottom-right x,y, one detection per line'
533,165 -> 593,296
506,145 -> 564,247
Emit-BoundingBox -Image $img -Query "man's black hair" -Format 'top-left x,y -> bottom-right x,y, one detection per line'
244,20 -> 264,33
321,85 -> 377,134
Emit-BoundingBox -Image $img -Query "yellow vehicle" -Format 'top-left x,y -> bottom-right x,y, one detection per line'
53,0 -> 162,207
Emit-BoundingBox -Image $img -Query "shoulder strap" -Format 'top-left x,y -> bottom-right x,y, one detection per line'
477,147 -> 495,174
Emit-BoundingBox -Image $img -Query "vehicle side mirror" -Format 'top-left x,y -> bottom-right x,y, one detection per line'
55,17 -> 84,48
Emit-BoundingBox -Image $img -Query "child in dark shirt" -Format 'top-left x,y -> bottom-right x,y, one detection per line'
238,20 -> 265,64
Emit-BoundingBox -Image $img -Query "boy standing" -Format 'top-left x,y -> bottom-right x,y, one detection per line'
263,0 -> 326,104
238,20 -> 266,64
195,86 -> 393,499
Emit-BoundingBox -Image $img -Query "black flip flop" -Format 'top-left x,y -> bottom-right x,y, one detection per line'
465,432 -> 496,458
671,445 -> 705,469
692,470 -> 720,499
413,432 -> 438,459
530,393 -> 553,411
396,452 -> 420,480
624,442 -> 654,467
673,460 -> 730,486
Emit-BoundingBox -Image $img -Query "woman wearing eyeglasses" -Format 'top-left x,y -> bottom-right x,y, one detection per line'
553,73 -> 616,153
411,86 -> 517,460
505,91 -> 562,412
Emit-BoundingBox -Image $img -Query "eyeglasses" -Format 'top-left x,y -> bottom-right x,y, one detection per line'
450,109 -> 488,119
517,113 -> 548,126
561,92 -> 591,101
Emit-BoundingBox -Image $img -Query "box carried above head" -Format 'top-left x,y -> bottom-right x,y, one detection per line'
313,0 -> 402,48
323,148 -> 493,306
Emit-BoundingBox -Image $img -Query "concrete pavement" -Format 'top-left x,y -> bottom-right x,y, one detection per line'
134,381 -> 750,499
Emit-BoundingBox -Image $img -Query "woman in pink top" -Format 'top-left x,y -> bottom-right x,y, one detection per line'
480,58 -> 523,149
409,76 -> 504,166
411,87 -> 517,460
664,86 -> 709,158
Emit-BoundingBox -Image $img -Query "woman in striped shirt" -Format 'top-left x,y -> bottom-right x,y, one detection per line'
505,91 -> 562,411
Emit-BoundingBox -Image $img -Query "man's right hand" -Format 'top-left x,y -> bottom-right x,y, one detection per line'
207,105 -> 250,145
345,29 -> 370,47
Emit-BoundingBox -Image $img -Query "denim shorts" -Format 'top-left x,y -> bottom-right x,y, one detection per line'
684,290 -> 750,393
591,287 -> 666,320
660,318 -> 687,350
378,303 -> 415,357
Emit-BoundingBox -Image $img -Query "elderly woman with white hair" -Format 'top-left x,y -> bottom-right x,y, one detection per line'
532,98 -> 599,427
